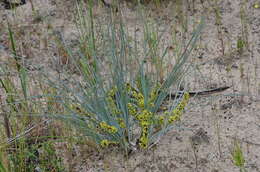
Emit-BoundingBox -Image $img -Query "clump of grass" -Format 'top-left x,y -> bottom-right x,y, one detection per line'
238,0 -> 249,53
237,37 -> 246,54
230,140 -> 247,172
0,21 -> 31,143
1,140 -> 66,172
46,1 -> 204,154
0,22 -> 66,171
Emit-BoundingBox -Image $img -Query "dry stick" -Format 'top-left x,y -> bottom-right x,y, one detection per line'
127,85 -> 230,112
0,119 -> 52,147
165,86 -> 230,99
191,143 -> 199,172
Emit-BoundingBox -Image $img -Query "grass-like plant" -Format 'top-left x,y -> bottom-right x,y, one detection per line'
231,140 -> 247,172
0,22 -> 66,172
45,1 -> 205,154
0,152 -> 7,172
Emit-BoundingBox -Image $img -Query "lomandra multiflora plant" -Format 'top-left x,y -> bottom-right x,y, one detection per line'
47,2 -> 204,154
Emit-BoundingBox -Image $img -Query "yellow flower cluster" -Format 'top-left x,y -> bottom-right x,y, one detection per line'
125,83 -> 133,93
100,121 -> 118,134
137,109 -> 152,149
127,103 -> 137,116
158,116 -> 165,125
168,92 -> 190,124
132,91 -> 145,108
107,87 -> 121,116
126,83 -> 162,149
107,86 -> 117,97
100,139 -> 118,147
117,118 -> 126,128
137,109 -> 152,121
126,82 -> 160,109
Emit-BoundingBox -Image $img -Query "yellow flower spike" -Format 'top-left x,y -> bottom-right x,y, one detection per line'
137,109 -> 152,121
139,135 -> 148,149
178,103 -> 185,111
108,126 -> 118,133
139,143 -> 148,149
137,92 -> 144,99
100,121 -> 118,134
159,116 -> 165,125
140,121 -> 149,127
106,96 -> 113,102
118,118 -> 126,128
114,109 -> 122,115
137,115 -> 144,121
172,108 -> 181,116
131,90 -> 145,108
132,91 -> 138,99
253,3 -> 259,9
100,121 -> 107,129
142,127 -> 148,134
136,109 -> 153,149
127,103 -> 137,116
108,86 -> 117,97
100,139 -> 110,147
184,92 -> 190,100
138,98 -> 145,108
125,83 -> 131,92
168,115 -> 179,123
167,92 -> 189,125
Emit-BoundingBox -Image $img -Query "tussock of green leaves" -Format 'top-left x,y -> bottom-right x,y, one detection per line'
231,140 -> 247,172
45,2 -> 204,154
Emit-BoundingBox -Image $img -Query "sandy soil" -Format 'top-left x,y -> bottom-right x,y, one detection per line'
0,0 -> 260,171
